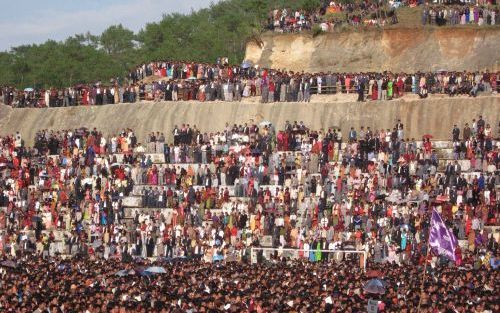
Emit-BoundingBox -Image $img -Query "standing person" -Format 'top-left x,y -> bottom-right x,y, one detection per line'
261,79 -> 269,103
114,86 -> 120,104
422,6 -> 428,25
234,80 -> 242,102
297,78 -> 304,102
371,80 -> 378,101
463,123 -> 471,141
397,76 -> 404,97
381,79 -> 387,101
317,75 -> 322,94
377,76 -> 383,100
227,80 -> 234,102
96,86 -> 103,105
268,80 -> 275,103
387,79 -> 393,100
81,88 -> 88,105
172,82 -> 178,101
146,233 -> 155,258
304,78 -> 311,102
452,125 -> 460,142
357,79 -> 365,102
63,88 -> 70,107
44,89 -> 50,107
280,80 -> 287,102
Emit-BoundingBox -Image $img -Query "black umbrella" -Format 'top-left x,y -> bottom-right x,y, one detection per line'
251,148 -> 261,156
0,162 -> 14,169
241,60 -> 253,69
1,260 -> 18,268
364,278 -> 387,295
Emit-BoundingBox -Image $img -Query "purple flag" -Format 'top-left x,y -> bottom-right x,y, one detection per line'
429,209 -> 458,261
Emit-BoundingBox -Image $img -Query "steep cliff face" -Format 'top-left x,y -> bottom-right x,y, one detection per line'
245,28 -> 499,73
1,96 -> 498,145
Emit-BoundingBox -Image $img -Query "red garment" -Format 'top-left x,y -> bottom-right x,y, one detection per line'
82,90 -> 89,105
114,168 -> 125,180
13,157 -> 20,169
371,83 -> 378,100
423,141 -> 432,153
397,78 -> 404,96
269,81 -> 275,92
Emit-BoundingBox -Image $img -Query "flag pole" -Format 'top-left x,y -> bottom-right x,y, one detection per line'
417,225 -> 432,312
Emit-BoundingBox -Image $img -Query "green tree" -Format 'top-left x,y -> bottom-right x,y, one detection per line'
99,24 -> 136,55
301,0 -> 321,13
0,0 -> 325,88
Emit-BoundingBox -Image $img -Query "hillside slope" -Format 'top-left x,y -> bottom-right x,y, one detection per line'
245,28 -> 500,73
1,96 -> 498,145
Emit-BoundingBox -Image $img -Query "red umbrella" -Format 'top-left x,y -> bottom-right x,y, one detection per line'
435,195 -> 450,203
422,134 -> 433,139
366,269 -> 384,278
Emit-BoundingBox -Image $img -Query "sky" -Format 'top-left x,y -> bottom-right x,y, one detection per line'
0,0 -> 217,51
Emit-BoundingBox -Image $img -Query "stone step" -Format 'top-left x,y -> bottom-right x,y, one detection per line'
430,141 -> 454,149
9,229 -> 70,241
132,184 -> 294,197
122,196 -> 143,208
124,207 -> 225,218
124,207 -> 175,218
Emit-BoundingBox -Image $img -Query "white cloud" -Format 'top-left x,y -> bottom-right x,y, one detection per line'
0,0 -> 216,51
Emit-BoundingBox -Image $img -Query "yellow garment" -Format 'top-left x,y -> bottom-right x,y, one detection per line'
250,216 -> 256,231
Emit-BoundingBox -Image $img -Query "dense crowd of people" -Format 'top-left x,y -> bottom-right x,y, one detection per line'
0,121 -> 497,241
1,64 -> 498,108
1,2 -> 499,312
266,0 -> 401,32
422,4 -> 498,26
266,7 -> 316,32
0,112 -> 498,310
267,1 -> 499,32
0,118 -> 497,311
0,257 -> 498,312
320,0 -> 399,29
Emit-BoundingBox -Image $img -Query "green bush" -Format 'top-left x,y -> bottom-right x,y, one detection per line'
312,24 -> 324,37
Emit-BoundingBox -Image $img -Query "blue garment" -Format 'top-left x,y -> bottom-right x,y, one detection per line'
490,257 -> 499,270
86,146 -> 95,165
309,250 -> 316,262
76,223 -> 83,234
401,233 -> 407,250
478,176 -> 485,190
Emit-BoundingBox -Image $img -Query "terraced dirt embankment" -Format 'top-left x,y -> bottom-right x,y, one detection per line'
0,96 -> 498,145
245,28 -> 500,72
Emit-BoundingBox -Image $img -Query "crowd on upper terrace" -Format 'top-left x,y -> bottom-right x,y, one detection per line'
1,60 -> 498,108
267,0 -> 498,33
422,4 -> 498,25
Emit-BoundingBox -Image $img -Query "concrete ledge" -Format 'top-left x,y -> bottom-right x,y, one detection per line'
124,207 -> 175,218
122,196 -> 143,207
